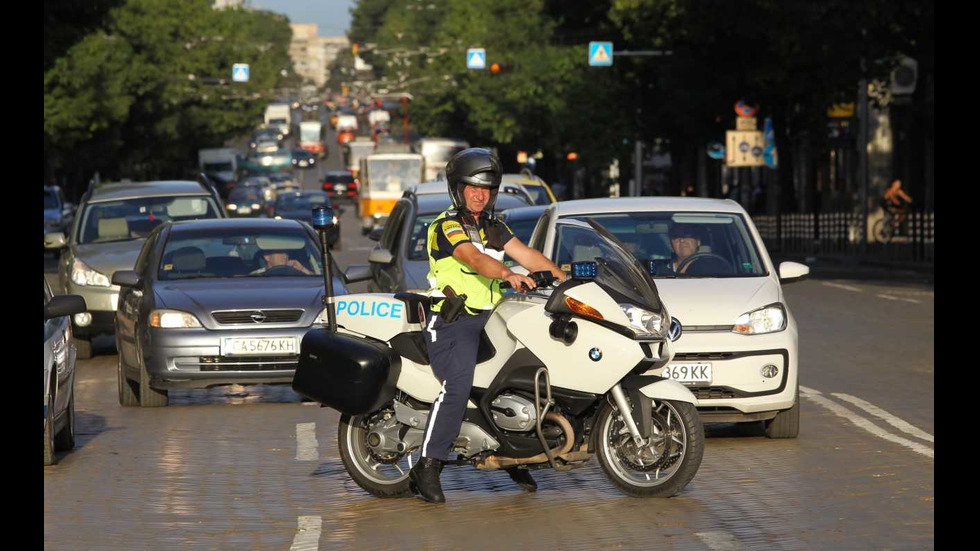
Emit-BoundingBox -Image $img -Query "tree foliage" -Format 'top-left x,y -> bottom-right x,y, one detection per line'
44,0 -> 293,186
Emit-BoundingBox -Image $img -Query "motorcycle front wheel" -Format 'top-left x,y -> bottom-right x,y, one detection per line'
338,411 -> 416,497
595,399 -> 703,497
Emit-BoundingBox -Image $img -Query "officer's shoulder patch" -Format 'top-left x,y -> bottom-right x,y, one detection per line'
441,219 -> 468,246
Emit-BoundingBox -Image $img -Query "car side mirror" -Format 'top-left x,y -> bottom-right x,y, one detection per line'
778,262 -> 809,284
368,228 -> 383,241
45,295 -> 87,321
368,248 -> 395,265
44,232 -> 67,249
111,270 -> 142,288
343,264 -> 373,284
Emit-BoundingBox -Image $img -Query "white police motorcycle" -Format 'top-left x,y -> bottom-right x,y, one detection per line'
293,218 -> 703,498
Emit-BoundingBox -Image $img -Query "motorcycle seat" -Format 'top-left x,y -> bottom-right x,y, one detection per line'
389,329 -> 496,366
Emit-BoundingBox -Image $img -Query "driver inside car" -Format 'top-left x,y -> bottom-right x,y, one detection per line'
250,249 -> 313,275
666,224 -> 703,274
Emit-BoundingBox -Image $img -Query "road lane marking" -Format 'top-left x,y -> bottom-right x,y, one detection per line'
296,423 -> 319,461
289,516 -> 322,551
822,282 -> 862,292
696,531 -> 748,551
831,393 -> 934,443
799,388 -> 933,459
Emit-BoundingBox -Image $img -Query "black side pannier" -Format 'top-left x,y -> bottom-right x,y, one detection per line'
292,329 -> 401,414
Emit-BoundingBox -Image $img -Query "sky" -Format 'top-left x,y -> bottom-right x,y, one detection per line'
251,0 -> 356,37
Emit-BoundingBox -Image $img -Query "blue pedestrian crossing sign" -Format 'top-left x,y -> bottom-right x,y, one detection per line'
589,42 -> 613,67
232,63 -> 250,83
467,48 -> 486,70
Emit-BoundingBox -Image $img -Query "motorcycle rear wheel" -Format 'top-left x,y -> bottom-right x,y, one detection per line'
595,399 -> 703,498
338,412 -> 415,497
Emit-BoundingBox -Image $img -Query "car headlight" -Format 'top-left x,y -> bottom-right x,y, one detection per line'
733,303 -> 786,335
149,309 -> 202,328
71,258 -> 110,287
226,204 -> 237,210
620,304 -> 665,338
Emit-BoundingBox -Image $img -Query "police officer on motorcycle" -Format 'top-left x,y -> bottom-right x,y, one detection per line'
409,148 -> 566,503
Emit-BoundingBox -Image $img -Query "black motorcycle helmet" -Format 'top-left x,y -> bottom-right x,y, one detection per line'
445,148 -> 503,213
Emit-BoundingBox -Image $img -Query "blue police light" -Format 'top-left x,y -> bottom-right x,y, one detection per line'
312,205 -> 335,230
570,261 -> 597,280
645,259 -> 658,276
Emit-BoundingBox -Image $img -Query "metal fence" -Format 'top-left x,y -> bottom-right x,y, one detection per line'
753,211 -> 934,263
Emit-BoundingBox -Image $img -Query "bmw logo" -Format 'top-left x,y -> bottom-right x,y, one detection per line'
668,317 -> 683,341
589,348 -> 602,362
250,311 -> 267,323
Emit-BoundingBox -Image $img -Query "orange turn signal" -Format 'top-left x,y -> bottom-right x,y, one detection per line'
565,297 -> 603,320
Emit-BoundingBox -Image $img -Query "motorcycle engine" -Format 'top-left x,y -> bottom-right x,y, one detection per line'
490,394 -> 537,432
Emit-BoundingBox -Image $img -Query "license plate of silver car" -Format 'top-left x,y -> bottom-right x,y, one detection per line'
221,337 -> 298,356
663,363 -> 712,385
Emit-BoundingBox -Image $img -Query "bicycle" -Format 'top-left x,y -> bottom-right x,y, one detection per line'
872,206 -> 909,244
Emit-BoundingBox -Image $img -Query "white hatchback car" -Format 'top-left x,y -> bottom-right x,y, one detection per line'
527,198 -> 809,437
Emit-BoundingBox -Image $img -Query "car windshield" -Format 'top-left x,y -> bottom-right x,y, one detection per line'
505,217 -> 539,245
158,227 -> 323,280
524,185 -> 552,206
367,158 -> 423,192
324,173 -> 355,184
229,187 -> 263,203
555,211 -> 766,279
552,219 -> 663,312
276,194 -> 329,211
44,190 -> 60,209
78,196 -> 219,244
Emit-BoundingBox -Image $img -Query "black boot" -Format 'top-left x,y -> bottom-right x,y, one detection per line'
409,457 -> 446,503
505,467 -> 537,492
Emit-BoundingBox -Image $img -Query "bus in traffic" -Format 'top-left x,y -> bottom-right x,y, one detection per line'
357,152 -> 425,233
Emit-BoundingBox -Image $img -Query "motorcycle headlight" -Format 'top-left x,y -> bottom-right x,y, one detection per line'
149,309 -> 202,328
733,303 -> 786,335
71,258 -> 110,287
620,304 -> 665,338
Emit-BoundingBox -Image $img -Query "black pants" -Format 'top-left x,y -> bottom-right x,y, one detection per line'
420,311 -> 490,460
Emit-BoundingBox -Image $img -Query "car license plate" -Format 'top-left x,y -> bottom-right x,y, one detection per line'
238,206 -> 252,214
299,161 -> 309,167
663,363 -> 712,385
221,337 -> 298,356
334,184 -> 347,191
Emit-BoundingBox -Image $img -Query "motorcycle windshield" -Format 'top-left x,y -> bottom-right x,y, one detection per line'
556,218 -> 663,312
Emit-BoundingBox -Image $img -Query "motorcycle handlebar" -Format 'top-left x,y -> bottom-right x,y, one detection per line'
499,271 -> 557,291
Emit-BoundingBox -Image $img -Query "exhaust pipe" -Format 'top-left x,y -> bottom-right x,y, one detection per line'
475,412 -> 575,470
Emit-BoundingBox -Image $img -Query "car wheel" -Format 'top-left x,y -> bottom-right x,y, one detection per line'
136,329 -> 168,407
118,354 -> 139,407
764,385 -> 800,439
54,387 -> 76,452
44,391 -> 57,466
74,337 -> 92,360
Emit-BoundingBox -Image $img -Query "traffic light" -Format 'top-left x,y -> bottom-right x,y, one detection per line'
488,62 -> 512,75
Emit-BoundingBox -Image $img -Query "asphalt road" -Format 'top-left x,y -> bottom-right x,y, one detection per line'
44,114 -> 934,550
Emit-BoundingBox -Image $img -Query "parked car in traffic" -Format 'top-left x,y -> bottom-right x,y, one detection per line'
44,185 -> 75,253
225,185 -> 267,218
272,191 -> 341,249
112,218 -> 349,407
501,173 -> 557,205
44,180 -> 227,359
321,171 -> 358,203
362,191 -> 533,293
44,279 -> 87,465
291,149 -> 317,169
527,197 -> 809,437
